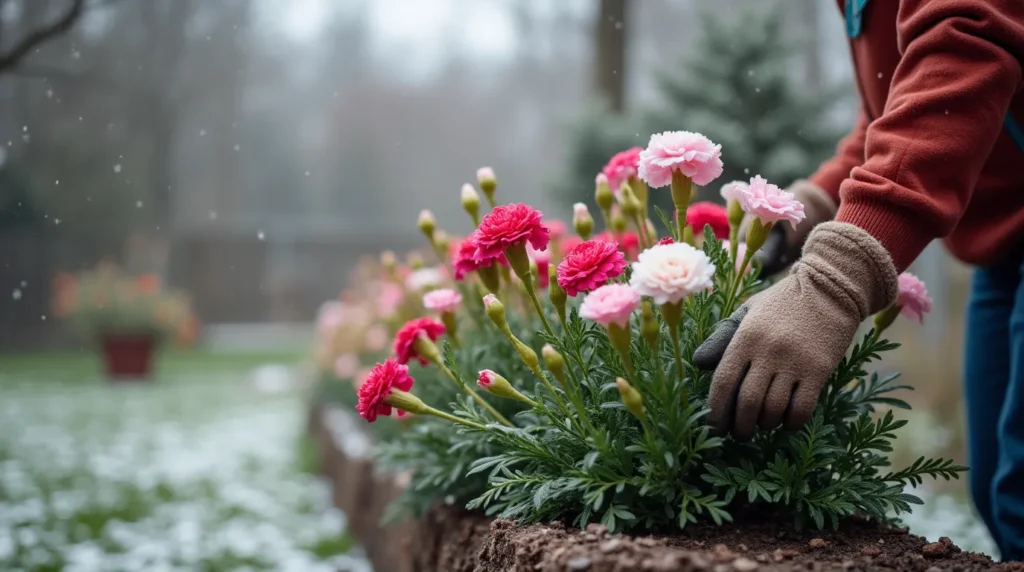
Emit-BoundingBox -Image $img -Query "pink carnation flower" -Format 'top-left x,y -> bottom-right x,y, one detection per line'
556,240 -> 627,297
356,358 -> 414,422
579,283 -> 641,328
720,180 -> 749,203
473,203 -> 550,264
729,175 -> 806,229
602,147 -> 643,194
896,272 -> 933,324
638,131 -> 724,188
452,236 -> 506,281
392,317 -> 446,365
422,288 -> 462,314
629,242 -> 716,305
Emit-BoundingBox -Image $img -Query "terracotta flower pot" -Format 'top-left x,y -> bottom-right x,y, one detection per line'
100,333 -> 157,380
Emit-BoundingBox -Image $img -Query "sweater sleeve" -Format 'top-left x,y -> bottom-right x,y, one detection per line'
809,109 -> 869,203
834,0 -> 1024,272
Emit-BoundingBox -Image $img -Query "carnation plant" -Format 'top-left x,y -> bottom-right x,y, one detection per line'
355,143 -> 963,533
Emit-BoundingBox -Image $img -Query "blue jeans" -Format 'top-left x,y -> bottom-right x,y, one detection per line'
964,255 -> 1024,561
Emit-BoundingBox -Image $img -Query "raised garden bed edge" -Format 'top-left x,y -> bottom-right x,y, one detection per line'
308,403 -> 1022,572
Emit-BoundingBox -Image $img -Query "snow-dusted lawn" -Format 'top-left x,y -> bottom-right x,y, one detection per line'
0,351 -> 368,572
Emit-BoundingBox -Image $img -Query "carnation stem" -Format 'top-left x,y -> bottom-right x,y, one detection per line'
425,406 -> 487,430
505,244 -> 556,337
728,226 -> 739,266
631,212 -> 651,251
661,301 -> 687,406
435,360 -> 513,426
722,247 -> 754,318
670,172 -> 693,242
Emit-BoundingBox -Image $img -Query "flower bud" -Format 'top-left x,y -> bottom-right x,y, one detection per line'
408,252 -> 424,270
483,294 -> 507,328
611,209 -> 628,233
542,344 -> 566,385
595,173 -> 614,211
619,185 -> 642,218
384,388 -> 431,416
477,369 -> 537,407
873,306 -> 900,338
616,377 -> 645,421
461,183 -> 480,222
434,230 -> 450,254
727,198 -> 745,228
573,203 -> 593,240
477,167 -> 497,205
548,265 -> 567,324
412,334 -> 442,364
641,301 -> 659,349
418,209 -> 436,239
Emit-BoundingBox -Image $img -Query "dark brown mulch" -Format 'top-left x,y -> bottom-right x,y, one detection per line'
310,403 -> 1022,572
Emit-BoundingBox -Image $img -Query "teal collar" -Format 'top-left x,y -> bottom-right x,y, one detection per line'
845,0 -> 870,38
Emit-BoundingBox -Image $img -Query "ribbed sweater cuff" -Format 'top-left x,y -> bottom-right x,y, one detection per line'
834,200 -> 933,273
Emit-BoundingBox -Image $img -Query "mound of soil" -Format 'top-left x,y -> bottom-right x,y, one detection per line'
310,404 -> 1023,572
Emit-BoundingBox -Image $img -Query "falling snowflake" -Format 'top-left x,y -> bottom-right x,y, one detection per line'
46,89 -> 53,99
114,164 -> 122,173
744,168 -> 750,174
199,129 -> 207,136
12,289 -> 22,301
233,144 -> 240,151
257,230 -> 266,241
21,281 -> 27,287
877,72 -> 884,79
41,315 -> 47,321
136,200 -> 143,208
209,211 -> 218,221
304,171 -> 310,177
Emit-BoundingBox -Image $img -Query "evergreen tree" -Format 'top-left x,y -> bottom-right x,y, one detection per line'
555,3 -> 847,209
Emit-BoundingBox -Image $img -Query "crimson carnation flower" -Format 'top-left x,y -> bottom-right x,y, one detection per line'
602,147 -> 642,194
356,358 -> 414,422
452,236 -> 506,280
393,317 -> 446,365
557,240 -> 628,297
685,201 -> 730,239
473,203 -> 550,263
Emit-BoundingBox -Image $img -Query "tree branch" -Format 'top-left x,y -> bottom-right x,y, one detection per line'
0,0 -> 86,74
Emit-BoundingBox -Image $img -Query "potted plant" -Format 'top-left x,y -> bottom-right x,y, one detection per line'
52,264 -> 200,381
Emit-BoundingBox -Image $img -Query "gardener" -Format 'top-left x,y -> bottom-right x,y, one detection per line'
692,0 -> 1024,561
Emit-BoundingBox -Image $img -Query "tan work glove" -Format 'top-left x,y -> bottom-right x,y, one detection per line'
742,180 -> 837,280
693,222 -> 898,440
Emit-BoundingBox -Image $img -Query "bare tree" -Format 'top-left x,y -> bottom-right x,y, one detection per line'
0,0 -> 84,75
593,0 -> 628,113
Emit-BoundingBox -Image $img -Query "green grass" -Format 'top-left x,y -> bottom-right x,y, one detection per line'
0,348 -> 365,571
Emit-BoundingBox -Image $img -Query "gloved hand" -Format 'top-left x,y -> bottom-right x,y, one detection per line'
741,180 -> 837,280
693,222 -> 897,440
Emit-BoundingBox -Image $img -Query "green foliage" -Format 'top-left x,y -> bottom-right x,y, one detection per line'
373,229 -> 965,534
554,3 -> 848,209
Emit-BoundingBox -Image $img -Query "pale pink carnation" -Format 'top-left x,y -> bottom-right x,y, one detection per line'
629,242 -> 716,305
422,288 -> 462,314
638,131 -> 724,187
730,175 -> 806,229
579,284 -> 641,328
334,353 -> 360,379
720,180 -> 749,202
896,272 -> 933,324
601,147 -> 642,193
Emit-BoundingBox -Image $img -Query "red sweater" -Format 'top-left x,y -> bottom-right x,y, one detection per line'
810,0 -> 1024,271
